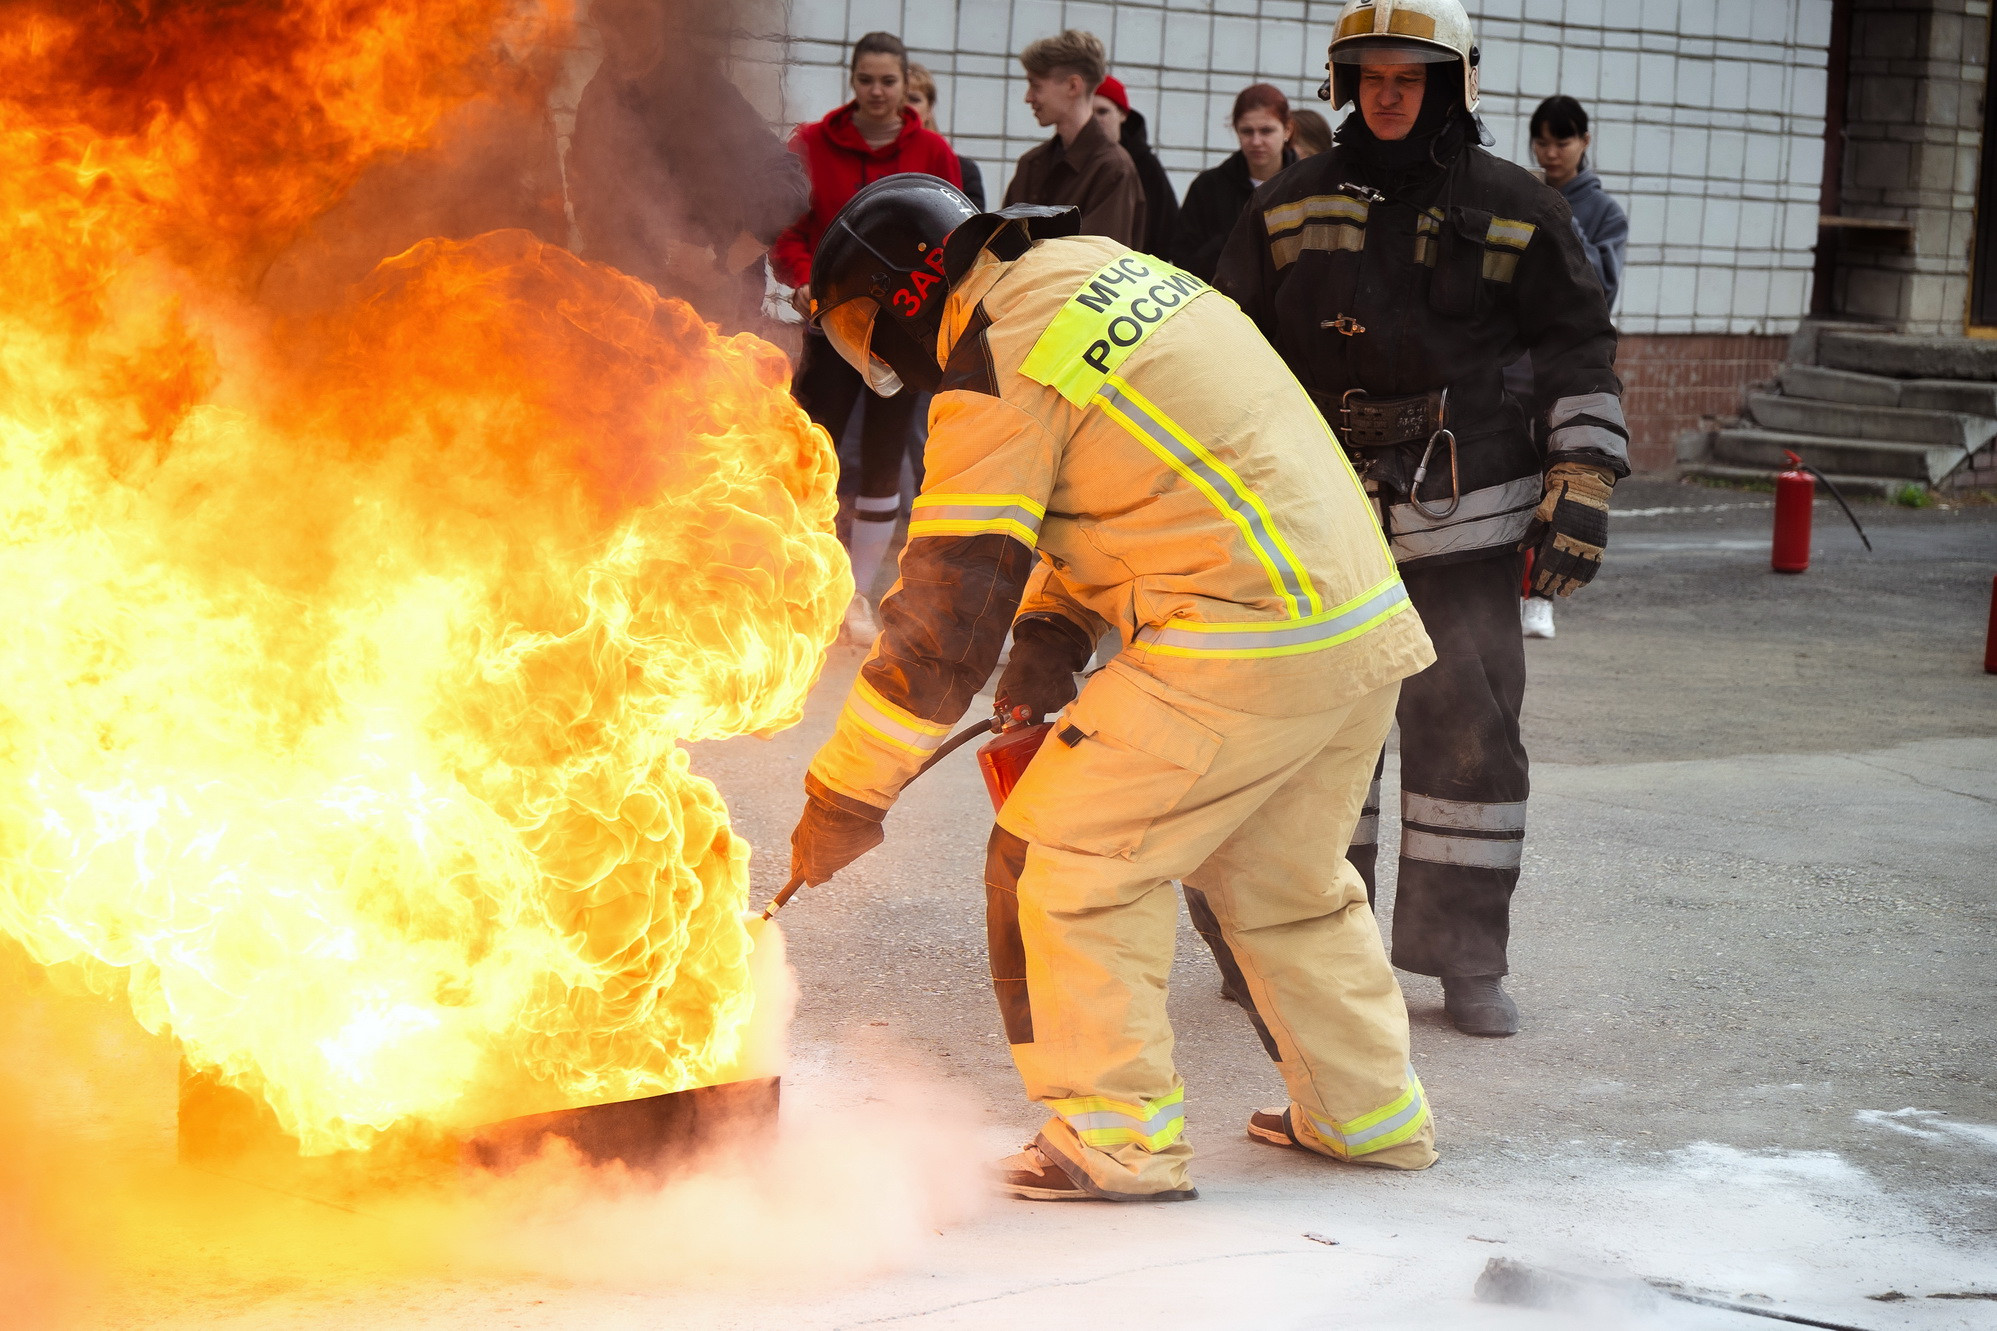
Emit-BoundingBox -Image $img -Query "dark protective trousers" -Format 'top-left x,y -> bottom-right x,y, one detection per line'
792,332 -> 920,500
1345,552 -> 1529,978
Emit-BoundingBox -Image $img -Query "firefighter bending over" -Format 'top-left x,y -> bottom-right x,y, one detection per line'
788,174 -> 1439,1202
1216,0 -> 1626,1038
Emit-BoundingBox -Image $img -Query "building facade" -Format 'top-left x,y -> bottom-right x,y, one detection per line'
544,1 -> 1984,482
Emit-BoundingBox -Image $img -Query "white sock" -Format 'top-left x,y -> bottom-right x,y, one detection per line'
848,494 -> 900,601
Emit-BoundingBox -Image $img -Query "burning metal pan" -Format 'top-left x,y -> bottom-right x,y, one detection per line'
179,1065 -> 779,1202
463,1076 -> 780,1177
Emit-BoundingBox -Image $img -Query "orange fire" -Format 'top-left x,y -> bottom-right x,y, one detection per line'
0,2 -> 846,1154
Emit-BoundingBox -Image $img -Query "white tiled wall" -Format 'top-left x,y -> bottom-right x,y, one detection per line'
770,0 -> 1834,335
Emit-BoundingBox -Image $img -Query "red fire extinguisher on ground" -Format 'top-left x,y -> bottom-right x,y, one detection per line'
1772,449 -> 1872,575
1985,575 -> 1997,675
1772,451 -> 1814,573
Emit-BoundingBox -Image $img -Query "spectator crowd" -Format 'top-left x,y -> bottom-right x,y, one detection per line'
564,10 -> 1629,643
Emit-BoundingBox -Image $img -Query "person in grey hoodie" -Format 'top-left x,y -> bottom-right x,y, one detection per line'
1529,95 -> 1626,308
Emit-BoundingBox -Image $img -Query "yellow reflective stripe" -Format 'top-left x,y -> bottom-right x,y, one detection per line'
841,675 -> 951,756
1263,193 -> 1369,234
1302,1073 -> 1430,1158
1051,1086 -> 1186,1151
907,492 -> 1044,546
1485,217 -> 1536,250
1128,578 -> 1411,659
1094,376 -> 1321,618
1019,253 -> 1212,408
1271,223 -> 1365,269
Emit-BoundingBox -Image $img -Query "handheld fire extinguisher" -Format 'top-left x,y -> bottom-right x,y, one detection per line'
975,705 -> 1055,811
757,702 -> 1057,924
1772,449 -> 1873,574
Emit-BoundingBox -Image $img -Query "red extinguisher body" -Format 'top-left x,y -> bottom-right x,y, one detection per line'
1772,452 -> 1814,574
1985,575 -> 1997,675
978,722 -> 1053,811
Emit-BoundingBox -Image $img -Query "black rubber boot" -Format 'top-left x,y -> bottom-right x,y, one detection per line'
1442,975 -> 1519,1037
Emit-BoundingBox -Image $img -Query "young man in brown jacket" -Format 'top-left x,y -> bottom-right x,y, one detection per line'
1002,31 -> 1145,248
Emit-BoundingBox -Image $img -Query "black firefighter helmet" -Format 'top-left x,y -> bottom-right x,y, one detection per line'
810,173 -> 1077,397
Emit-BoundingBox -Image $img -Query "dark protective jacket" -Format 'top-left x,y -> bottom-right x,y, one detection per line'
1004,117 -> 1145,248
1215,126 -> 1627,569
1171,146 -> 1298,281
1117,109 -> 1180,259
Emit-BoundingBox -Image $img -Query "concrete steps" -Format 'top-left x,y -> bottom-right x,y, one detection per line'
1681,327 -> 1996,492
1710,425 -> 1962,484
1818,331 -> 1997,381
1745,392 -> 1995,451
1778,364 -> 1997,416
1678,461 -> 1906,499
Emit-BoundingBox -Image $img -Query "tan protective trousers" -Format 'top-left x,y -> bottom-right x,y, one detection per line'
988,659 -> 1436,1199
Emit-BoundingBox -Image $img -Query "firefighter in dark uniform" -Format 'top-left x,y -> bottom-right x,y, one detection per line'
1214,0 -> 1628,1037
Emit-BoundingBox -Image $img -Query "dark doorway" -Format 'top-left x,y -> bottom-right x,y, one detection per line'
1970,8 -> 1997,324
1810,0 -> 1854,315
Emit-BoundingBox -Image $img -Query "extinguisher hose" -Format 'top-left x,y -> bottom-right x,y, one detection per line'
913,716 -> 1001,779
761,713 -> 1002,923
1784,450 -> 1874,552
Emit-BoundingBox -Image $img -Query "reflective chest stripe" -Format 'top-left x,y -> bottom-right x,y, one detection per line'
1095,376 -> 1323,620
1019,253 -> 1213,408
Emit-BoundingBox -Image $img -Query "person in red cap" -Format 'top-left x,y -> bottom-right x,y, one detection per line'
1091,75 -> 1178,258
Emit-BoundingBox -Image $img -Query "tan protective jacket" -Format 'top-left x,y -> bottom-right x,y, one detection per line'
807,235 -> 1435,818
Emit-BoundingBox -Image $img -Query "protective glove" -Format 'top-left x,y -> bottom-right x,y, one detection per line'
1523,461 -> 1614,597
789,791 -> 885,887
994,616 -> 1092,722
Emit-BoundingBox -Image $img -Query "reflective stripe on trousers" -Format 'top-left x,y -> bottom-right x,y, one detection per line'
1400,792 -> 1526,870
1049,1086 -> 1187,1151
1350,774 -> 1383,848
1302,1071 -> 1430,1159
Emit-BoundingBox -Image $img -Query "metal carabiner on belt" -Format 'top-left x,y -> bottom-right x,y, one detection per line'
1408,387 -> 1459,520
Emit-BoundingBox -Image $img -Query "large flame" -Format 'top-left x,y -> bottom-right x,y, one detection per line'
0,1 -> 847,1153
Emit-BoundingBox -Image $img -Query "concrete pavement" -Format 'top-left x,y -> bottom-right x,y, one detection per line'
29,480 -> 1997,1329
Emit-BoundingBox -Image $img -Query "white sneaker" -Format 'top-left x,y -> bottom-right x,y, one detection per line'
1520,597 -> 1555,639
843,594 -> 880,645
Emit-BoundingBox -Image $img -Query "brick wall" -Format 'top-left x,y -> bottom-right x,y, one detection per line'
1618,332 -> 1788,471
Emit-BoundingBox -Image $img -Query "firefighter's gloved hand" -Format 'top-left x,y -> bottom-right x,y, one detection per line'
790,792 -> 885,886
995,617 -> 1091,722
1524,461 -> 1614,597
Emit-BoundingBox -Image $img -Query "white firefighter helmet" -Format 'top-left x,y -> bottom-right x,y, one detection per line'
1320,0 -> 1480,113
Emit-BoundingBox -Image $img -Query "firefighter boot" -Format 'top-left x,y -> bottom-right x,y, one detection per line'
1442,975 -> 1518,1037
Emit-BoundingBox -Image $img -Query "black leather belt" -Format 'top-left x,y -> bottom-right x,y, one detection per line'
1338,388 -> 1448,448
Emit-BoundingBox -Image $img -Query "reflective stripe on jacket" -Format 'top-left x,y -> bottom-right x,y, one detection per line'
806,236 -> 1435,815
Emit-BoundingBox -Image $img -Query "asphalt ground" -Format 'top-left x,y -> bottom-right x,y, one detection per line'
15,478 -> 1997,1329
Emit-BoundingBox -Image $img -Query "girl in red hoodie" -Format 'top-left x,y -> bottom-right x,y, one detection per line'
774,32 -> 961,642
